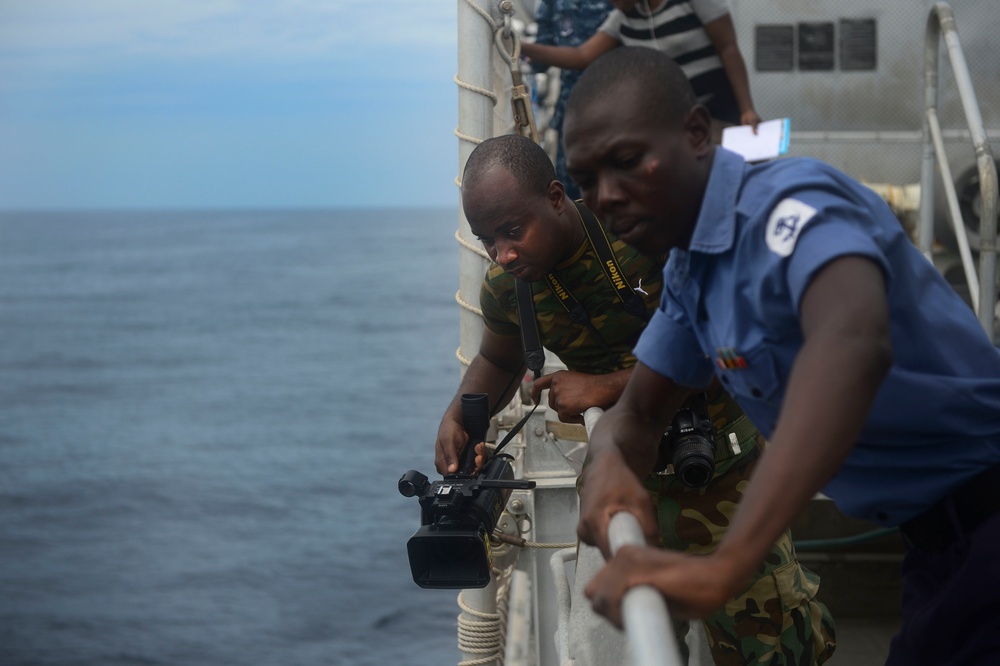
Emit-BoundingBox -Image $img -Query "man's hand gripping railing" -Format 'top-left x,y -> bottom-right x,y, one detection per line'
583,407 -> 684,666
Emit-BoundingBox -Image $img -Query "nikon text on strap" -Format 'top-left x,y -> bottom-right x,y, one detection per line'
572,201 -> 648,320
543,201 -> 649,327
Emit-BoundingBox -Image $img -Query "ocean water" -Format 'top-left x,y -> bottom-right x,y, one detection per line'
0,209 -> 464,666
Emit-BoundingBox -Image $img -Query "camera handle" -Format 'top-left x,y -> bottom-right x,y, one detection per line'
456,385 -> 542,477
457,393 -> 491,476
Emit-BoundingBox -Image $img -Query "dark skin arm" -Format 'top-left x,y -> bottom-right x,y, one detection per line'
577,363 -> 693,555
703,13 -> 761,129
520,31 -> 618,71
435,326 -> 525,474
584,256 -> 894,626
437,332 -> 638,472
531,367 -> 633,425
523,13 -> 759,129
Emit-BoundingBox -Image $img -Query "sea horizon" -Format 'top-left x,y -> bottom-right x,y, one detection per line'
0,208 -> 466,665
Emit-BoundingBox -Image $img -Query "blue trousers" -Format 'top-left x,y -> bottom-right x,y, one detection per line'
888,510 -> 1000,664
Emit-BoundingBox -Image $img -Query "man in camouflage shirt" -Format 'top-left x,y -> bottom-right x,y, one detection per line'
435,134 -> 835,665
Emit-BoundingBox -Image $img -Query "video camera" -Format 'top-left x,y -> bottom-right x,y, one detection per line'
658,391 -> 717,488
398,393 -> 535,589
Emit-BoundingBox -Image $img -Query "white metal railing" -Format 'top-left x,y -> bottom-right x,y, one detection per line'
503,570 -> 532,666
454,2 -> 505,662
919,2 -> 998,337
549,546 -> 577,665
607,513 -> 684,666
583,407 -> 683,666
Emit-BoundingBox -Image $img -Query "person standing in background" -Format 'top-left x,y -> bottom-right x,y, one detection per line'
530,0 -> 611,200
522,0 -> 761,141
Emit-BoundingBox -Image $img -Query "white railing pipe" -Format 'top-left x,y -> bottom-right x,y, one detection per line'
921,2 -> 998,337
583,407 -> 683,666
549,547 -> 578,666
608,512 -> 684,666
926,108 -> 980,307
455,2 -> 503,664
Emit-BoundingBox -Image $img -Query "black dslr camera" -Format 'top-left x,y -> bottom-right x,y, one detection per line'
658,392 -> 717,488
398,393 -> 534,589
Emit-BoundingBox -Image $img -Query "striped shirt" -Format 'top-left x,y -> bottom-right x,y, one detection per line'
599,0 -> 740,123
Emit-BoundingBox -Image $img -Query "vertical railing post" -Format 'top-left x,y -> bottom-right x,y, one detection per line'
921,2 -> 998,338
918,7 -> 939,262
455,3 -> 502,664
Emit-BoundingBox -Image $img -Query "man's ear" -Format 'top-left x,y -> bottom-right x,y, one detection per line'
547,178 -> 567,210
684,104 -> 713,156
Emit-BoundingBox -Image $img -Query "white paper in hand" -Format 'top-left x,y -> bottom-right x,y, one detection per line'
721,118 -> 790,162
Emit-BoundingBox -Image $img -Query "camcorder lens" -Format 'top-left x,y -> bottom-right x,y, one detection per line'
406,526 -> 491,588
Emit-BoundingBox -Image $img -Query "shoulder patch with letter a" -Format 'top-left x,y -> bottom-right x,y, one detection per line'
765,198 -> 817,257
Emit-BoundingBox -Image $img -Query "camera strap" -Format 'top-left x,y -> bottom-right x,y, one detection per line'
493,400 -> 538,456
515,278 -> 545,379
537,201 -> 650,365
545,201 -> 648,322
504,200 -> 650,451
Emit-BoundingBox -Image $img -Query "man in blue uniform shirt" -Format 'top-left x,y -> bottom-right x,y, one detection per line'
562,46 -> 1000,664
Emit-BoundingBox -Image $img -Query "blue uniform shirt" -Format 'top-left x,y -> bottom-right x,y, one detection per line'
635,147 -> 1000,525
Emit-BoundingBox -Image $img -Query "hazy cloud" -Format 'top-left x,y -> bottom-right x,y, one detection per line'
0,1 -> 454,57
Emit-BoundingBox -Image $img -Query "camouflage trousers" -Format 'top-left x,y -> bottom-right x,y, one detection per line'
644,436 -> 837,665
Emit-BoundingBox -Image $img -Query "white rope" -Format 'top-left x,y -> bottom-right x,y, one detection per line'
523,540 -> 576,549
453,130 -> 483,153
455,228 -> 491,260
454,73 -> 499,105
460,0 -> 496,27
494,530 -> 576,550
453,0 -> 502,158
456,564 -> 515,666
456,288 -> 484,317
450,6 -> 532,662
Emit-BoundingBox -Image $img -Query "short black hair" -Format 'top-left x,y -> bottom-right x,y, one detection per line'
462,134 -> 555,198
566,47 -> 698,128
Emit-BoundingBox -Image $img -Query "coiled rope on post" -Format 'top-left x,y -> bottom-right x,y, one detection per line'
454,229 -> 488,368
455,228 -> 491,260
453,0 -> 502,161
456,564 -> 515,666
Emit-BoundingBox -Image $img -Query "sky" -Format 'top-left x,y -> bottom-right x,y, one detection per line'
0,1 -> 462,210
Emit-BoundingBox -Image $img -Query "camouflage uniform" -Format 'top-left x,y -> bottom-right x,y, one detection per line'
532,0 -> 611,200
480,202 -> 836,664
645,388 -> 836,665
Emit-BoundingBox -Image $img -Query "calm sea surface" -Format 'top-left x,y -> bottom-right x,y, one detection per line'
0,209 -> 463,665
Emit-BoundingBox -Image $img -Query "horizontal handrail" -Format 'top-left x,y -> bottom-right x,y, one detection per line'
608,512 -> 684,666
583,407 -> 683,666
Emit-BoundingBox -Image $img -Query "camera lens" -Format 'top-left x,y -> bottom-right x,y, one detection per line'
431,538 -> 479,564
407,527 -> 491,588
672,435 -> 715,488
